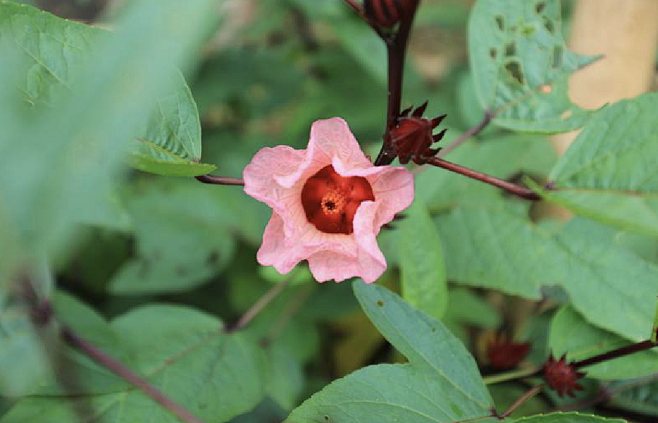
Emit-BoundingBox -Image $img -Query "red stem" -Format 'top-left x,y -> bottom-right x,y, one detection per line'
574,340 -> 658,369
426,157 -> 540,201
373,0 -> 421,166
195,175 -> 244,186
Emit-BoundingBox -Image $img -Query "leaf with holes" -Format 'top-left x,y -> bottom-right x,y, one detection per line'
533,93 -> 658,238
284,282 -> 493,423
0,2 -> 215,178
1,305 -> 268,423
469,0 -> 598,132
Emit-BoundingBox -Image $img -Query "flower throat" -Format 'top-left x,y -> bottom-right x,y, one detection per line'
301,165 -> 375,234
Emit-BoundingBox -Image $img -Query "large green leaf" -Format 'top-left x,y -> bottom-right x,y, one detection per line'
1,305 -> 268,423
437,207 -> 658,342
0,1 -> 215,178
0,0 -> 217,278
536,93 -> 658,238
549,306 -> 658,380
108,178 -> 252,295
398,198 -> 448,320
468,0 -> 597,132
286,282 -> 493,423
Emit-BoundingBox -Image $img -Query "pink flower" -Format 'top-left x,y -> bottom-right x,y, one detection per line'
243,118 -> 414,283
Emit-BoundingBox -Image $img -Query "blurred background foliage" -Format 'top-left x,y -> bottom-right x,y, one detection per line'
2,0 -> 658,422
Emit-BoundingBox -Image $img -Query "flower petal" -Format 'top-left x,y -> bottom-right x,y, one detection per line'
353,200 -> 387,282
308,118 -> 373,170
368,166 -> 415,229
243,145 -> 305,208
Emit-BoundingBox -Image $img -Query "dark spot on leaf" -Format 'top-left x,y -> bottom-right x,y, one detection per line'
504,42 -> 516,57
176,266 -> 188,277
431,327 -> 437,333
543,16 -> 555,33
495,15 -> 505,31
206,250 -> 220,266
552,45 -> 563,68
522,24 -> 536,36
504,60 -> 525,85
324,416 -> 330,421
377,300 -> 384,307
139,260 -> 151,278
489,48 -> 497,59
536,2 -> 546,14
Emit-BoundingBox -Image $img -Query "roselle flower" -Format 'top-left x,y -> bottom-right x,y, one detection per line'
243,118 -> 414,283
486,335 -> 531,370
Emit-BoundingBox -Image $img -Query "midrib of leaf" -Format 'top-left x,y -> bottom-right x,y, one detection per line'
135,137 -> 188,163
371,302 -> 490,409
155,97 -> 195,160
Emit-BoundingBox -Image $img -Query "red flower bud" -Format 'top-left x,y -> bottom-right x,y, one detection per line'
363,0 -> 416,28
388,102 -> 447,165
486,335 -> 531,370
543,354 -> 586,397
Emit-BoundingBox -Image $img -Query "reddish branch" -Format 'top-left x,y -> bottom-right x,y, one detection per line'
426,157 -> 541,200
61,328 -> 209,423
195,175 -> 244,186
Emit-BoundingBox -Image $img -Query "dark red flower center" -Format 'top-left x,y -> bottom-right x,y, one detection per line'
301,165 -> 375,235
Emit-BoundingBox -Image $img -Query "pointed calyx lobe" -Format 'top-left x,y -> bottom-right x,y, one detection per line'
364,0 -> 418,28
388,102 -> 447,164
543,354 -> 585,397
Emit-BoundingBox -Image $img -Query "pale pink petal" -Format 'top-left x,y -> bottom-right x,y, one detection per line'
308,118 -> 373,170
307,251 -> 361,283
353,201 -> 387,283
368,167 -> 415,229
243,146 -> 305,208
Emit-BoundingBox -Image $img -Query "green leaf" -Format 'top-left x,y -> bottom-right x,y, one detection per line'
0,261 -> 53,397
468,0 -> 597,132
286,283 -> 493,423
108,179 -> 247,295
0,0 -> 216,273
267,344 -> 304,411
549,306 -> 658,380
1,305 -> 268,423
536,93 -> 658,238
608,379 -> 658,417
508,412 -> 626,423
286,364 -> 497,423
353,282 -> 492,409
0,2 -> 215,179
437,206 -> 658,342
398,198 -> 448,319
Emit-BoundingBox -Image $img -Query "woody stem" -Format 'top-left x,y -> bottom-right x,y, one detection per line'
195,175 -> 245,186
374,0 -> 421,166
574,339 -> 658,369
425,157 -> 541,201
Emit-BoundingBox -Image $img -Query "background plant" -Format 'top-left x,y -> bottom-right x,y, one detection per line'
1,0 -> 658,422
